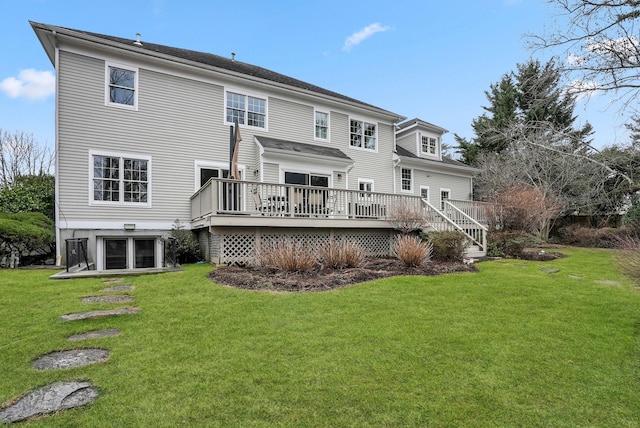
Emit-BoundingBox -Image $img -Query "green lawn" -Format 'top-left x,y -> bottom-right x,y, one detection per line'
2,247 -> 640,427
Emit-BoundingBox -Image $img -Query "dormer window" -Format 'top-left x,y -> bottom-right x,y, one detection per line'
421,136 -> 438,156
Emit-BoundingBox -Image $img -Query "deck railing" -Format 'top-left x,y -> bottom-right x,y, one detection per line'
447,199 -> 492,226
422,199 -> 488,251
191,178 -> 425,221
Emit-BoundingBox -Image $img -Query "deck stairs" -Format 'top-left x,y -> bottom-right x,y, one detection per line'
422,199 -> 488,258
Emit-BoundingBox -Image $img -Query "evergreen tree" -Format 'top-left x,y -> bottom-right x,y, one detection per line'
456,59 -> 592,165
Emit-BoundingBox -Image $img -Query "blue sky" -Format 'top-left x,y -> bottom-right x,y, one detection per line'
0,0 -> 633,152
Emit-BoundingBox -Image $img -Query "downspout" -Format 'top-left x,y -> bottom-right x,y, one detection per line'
392,121 -> 401,194
53,30 -> 62,266
392,154 -> 401,194
345,163 -> 355,189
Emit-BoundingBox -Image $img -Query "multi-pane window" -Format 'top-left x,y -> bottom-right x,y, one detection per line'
421,136 -> 437,155
108,66 -> 136,106
315,111 -> 328,140
350,119 -> 376,150
401,168 -> 412,191
440,189 -> 450,210
93,154 -> 149,204
226,91 -> 266,128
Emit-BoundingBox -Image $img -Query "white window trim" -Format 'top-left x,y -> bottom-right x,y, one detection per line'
440,188 -> 451,210
105,61 -> 139,110
401,167 -> 413,193
314,109 -> 330,142
224,87 -> 269,131
348,116 -> 378,153
420,134 -> 440,158
89,150 -> 152,208
358,178 -> 374,192
96,236 -> 163,271
420,185 -> 430,203
194,160 -> 245,191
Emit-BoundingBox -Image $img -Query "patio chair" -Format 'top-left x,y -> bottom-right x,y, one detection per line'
251,188 -> 270,214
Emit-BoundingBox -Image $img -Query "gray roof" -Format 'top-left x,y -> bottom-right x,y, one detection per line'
395,145 -> 475,170
257,137 -> 352,161
30,21 -> 403,119
397,118 -> 448,134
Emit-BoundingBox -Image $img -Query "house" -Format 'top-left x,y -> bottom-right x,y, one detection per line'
31,21 -> 488,273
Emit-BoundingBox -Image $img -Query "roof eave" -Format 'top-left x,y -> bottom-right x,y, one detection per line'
30,22 -> 405,122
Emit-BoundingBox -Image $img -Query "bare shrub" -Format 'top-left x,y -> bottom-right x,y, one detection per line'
388,200 -> 427,234
486,184 -> 561,242
255,238 -> 316,272
615,233 -> 640,285
318,239 -> 364,269
558,225 -> 629,248
393,235 -> 433,267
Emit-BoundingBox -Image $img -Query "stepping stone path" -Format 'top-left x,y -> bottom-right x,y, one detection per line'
540,268 -> 560,274
32,349 -> 110,370
68,329 -> 121,342
568,274 -> 584,279
0,381 -> 98,423
1,278 -> 138,423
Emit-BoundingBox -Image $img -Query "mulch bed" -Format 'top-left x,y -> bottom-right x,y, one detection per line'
210,258 -> 477,292
210,249 -> 566,292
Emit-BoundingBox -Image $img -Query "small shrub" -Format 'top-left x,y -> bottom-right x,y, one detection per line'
615,232 -> 640,285
387,201 -> 427,234
170,220 -> 200,264
558,225 -> 628,248
487,230 -> 532,258
426,231 -> 468,262
394,235 -> 433,267
256,238 -> 316,272
318,240 -> 364,269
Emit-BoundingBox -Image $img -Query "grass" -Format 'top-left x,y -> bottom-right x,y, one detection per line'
1,247 -> 640,426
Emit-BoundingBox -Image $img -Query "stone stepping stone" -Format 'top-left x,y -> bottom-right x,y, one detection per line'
0,381 -> 97,423
568,274 -> 584,279
595,279 -> 622,286
32,349 -> 110,370
60,307 -> 139,322
102,278 -> 124,284
82,294 -> 133,304
67,329 -> 121,342
100,285 -> 134,292
540,268 -> 560,274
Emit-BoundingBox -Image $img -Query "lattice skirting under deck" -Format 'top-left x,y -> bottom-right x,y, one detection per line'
200,227 -> 396,265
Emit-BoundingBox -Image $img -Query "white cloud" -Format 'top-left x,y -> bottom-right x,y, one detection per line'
342,23 -> 391,52
0,69 -> 55,100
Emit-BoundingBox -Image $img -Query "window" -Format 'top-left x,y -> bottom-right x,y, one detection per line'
350,119 -> 376,150
420,186 -> 430,201
226,91 -> 266,128
106,63 -> 137,108
401,168 -> 412,192
101,237 -> 159,270
91,152 -> 150,206
421,136 -> 438,155
315,111 -> 329,140
440,189 -> 450,210
359,179 -> 374,199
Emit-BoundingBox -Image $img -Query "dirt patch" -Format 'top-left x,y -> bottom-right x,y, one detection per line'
519,249 -> 566,261
210,257 -> 477,292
